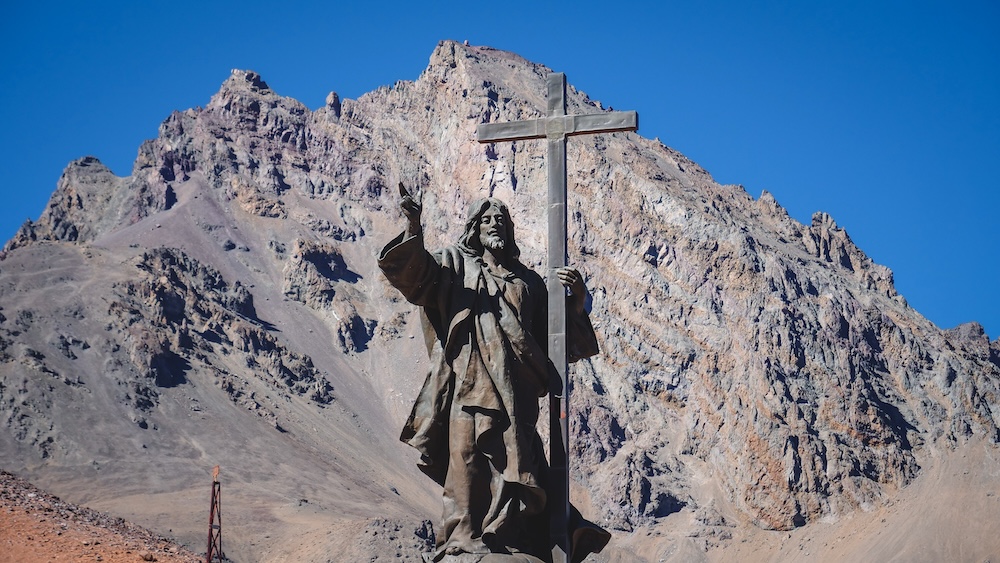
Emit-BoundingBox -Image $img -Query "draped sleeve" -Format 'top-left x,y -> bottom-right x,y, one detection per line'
377,231 -> 440,308
377,231 -> 454,484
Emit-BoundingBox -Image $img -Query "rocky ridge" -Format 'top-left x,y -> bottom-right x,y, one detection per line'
2,41 -> 998,561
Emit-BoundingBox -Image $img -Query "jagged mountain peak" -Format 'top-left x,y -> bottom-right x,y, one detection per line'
207,68 -> 307,116
224,68 -> 272,92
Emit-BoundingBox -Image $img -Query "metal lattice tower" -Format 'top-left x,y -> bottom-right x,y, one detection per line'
206,465 -> 224,562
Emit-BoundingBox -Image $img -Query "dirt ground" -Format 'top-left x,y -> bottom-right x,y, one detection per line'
4,437 -> 999,562
1,470 -> 201,563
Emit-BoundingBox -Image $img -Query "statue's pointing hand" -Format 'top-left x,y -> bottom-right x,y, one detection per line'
399,183 -> 422,237
556,267 -> 588,315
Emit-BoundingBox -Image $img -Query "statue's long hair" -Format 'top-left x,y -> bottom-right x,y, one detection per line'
457,197 -> 521,260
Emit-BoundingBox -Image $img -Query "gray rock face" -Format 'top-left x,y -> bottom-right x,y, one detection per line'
1,40 -> 998,560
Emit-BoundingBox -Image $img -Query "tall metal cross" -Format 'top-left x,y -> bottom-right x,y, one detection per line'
477,72 -> 637,562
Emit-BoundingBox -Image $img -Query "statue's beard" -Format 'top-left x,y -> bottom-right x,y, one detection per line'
482,234 -> 506,251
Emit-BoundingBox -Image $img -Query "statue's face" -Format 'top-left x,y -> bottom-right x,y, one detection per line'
478,203 -> 509,252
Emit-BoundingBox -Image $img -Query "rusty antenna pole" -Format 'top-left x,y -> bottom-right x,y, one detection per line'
206,465 -> 224,562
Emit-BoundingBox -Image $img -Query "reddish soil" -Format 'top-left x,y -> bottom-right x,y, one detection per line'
1,470 -> 202,563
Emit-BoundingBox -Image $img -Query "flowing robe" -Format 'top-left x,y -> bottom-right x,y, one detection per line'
378,231 -> 600,560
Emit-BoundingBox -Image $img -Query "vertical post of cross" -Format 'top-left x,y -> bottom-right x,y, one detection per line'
545,72 -> 572,563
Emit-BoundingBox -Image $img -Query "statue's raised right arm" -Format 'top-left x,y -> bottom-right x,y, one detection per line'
377,183 -> 441,308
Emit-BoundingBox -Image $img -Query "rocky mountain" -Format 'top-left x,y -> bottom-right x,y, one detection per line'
2,40 -> 999,562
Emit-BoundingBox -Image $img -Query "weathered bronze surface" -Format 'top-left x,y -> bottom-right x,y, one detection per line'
378,187 -> 609,562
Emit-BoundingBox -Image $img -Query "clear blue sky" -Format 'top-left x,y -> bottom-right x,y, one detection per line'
2,1 -> 997,339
